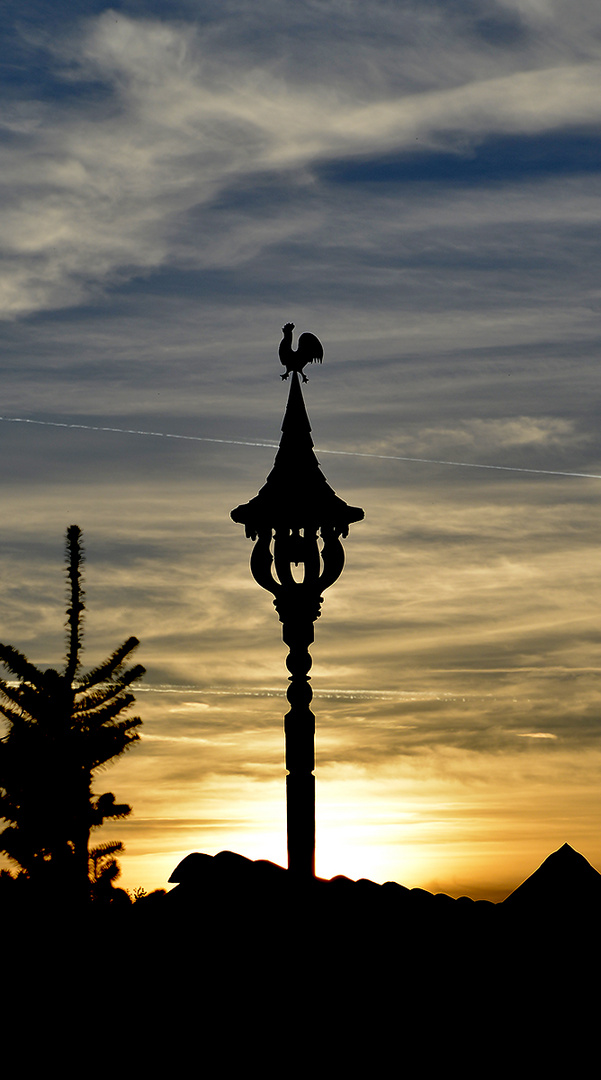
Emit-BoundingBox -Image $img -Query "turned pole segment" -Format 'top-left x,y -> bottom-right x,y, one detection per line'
283,616 -> 316,877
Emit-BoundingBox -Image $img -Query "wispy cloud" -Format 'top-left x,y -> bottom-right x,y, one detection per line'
2,6 -> 600,316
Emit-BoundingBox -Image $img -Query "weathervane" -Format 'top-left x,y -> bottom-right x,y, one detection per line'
279,322 -> 323,383
231,324 -> 364,877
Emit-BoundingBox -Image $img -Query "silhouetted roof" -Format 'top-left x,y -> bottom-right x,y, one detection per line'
231,371 -> 364,537
503,842 -> 601,912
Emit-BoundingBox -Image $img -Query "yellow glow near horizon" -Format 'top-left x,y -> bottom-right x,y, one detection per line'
100,735 -> 601,901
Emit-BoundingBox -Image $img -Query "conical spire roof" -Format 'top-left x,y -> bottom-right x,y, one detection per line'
231,371 -> 364,538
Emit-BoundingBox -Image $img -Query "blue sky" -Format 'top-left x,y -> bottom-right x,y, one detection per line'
2,0 -> 601,896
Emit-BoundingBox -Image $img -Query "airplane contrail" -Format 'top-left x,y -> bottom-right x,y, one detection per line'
136,684 -> 452,701
0,416 -> 278,451
1,415 -> 600,480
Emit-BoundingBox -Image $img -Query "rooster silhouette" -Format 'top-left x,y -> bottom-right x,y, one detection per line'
279,322 -> 324,382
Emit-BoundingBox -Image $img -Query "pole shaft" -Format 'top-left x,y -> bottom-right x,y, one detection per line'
282,616 -> 316,877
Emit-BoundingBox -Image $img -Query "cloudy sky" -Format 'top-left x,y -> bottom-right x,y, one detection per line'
2,0 -> 601,899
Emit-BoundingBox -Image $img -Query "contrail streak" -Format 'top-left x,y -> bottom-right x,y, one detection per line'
2,415 -> 600,480
320,446 -> 601,480
0,416 -> 279,451
136,684 -> 453,701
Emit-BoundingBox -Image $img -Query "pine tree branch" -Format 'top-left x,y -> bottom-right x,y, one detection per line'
90,840 -> 125,858
74,693 -> 136,726
83,717 -> 142,770
0,687 -> 32,724
77,638 -> 141,690
0,645 -> 47,688
73,664 -> 146,713
91,793 -> 131,826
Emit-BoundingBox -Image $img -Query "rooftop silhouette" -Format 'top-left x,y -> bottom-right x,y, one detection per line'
166,841 -> 600,923
502,841 -> 601,915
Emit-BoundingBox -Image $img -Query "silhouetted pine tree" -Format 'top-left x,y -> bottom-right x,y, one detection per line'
0,526 -> 145,903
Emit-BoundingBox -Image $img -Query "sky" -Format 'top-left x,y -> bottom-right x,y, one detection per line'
1,0 -> 601,900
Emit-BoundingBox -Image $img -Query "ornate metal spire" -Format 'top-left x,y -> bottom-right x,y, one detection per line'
231,336 -> 364,878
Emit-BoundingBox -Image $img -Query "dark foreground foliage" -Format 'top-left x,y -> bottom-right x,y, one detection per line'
0,526 -> 144,902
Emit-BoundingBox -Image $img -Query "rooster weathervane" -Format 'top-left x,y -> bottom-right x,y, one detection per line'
279,322 -> 323,382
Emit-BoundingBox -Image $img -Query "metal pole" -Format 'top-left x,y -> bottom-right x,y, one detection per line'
282,611 -> 316,876
231,338 -> 364,880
